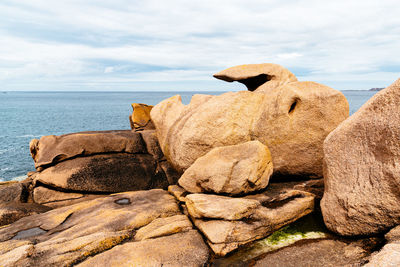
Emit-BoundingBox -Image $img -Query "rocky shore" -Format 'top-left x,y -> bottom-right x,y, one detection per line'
0,63 -> 399,266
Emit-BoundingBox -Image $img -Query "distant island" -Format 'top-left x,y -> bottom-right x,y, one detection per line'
369,87 -> 385,91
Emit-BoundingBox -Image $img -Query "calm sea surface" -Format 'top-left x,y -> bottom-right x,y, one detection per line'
0,90 -> 377,181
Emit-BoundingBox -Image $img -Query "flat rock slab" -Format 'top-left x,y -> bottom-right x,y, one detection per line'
0,189 -> 208,266
30,130 -> 146,169
178,181 -> 317,256
0,202 -> 51,227
34,153 -> 169,193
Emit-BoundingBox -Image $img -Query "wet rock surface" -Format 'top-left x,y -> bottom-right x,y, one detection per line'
0,189 -> 209,266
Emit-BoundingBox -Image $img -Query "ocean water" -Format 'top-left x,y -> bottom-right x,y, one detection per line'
0,90 -> 377,181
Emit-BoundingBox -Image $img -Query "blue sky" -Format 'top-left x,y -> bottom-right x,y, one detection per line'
0,0 -> 399,91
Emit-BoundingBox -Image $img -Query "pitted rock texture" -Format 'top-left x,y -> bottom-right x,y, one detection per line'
321,78 -> 400,236
213,63 -> 297,93
0,189 -> 208,267
179,141 -> 273,195
30,130 -> 145,170
33,153 -> 168,193
151,81 -> 348,178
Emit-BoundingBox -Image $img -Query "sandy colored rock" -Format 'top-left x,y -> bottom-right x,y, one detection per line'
0,189 -> 204,266
34,153 -> 169,193
321,78 -> 400,236
78,230 -> 209,267
0,202 -> 51,227
213,63 -> 298,93
30,130 -> 145,169
33,186 -> 102,208
152,81 -> 348,178
180,183 -> 315,256
168,185 -> 188,202
186,194 -> 260,220
129,103 -> 154,130
179,141 -> 272,195
139,130 -> 164,160
385,225 -> 400,243
0,182 -> 23,203
365,243 -> 400,267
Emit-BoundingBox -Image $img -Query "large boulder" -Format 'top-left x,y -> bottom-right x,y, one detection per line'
0,189 -> 209,266
321,78 -> 400,236
151,81 -> 348,178
213,63 -> 298,93
179,141 -> 273,195
30,130 -> 145,170
33,153 -> 168,193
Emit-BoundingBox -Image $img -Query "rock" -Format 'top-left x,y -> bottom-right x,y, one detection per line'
30,130 -> 146,170
151,81 -> 348,178
321,78 -> 400,236
0,181 -> 23,203
251,239 -> 373,267
179,141 -> 273,195
385,225 -> 400,243
139,130 -> 164,161
159,160 -> 181,185
129,103 -> 155,130
78,230 -> 209,267
177,182 -> 316,256
34,153 -> 169,193
365,243 -> 400,267
0,189 -> 208,266
33,186 -> 102,208
185,194 -> 261,220
0,202 -> 51,226
213,63 -> 298,93
168,185 -> 188,202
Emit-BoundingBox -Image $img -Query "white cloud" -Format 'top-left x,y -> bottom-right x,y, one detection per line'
0,0 -> 399,90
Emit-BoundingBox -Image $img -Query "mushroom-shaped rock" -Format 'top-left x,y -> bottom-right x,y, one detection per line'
179,141 -> 273,195
321,78 -> 400,236
213,63 -> 297,93
151,81 -> 348,178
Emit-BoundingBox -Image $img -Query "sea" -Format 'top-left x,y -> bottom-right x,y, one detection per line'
0,90 -> 377,181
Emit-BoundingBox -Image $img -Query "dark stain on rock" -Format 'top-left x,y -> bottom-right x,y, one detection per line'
115,198 -> 131,205
12,227 -> 47,240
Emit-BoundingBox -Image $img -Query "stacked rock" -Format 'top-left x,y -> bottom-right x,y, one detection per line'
169,141 -> 317,256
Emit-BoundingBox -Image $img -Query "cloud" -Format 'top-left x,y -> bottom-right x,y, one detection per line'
0,0 -> 399,90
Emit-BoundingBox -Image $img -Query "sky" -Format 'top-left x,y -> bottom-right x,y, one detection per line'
0,0 -> 399,91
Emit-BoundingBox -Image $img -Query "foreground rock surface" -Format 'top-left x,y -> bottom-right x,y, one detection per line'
179,141 -> 273,195
151,81 -> 348,178
30,130 -> 145,170
321,78 -> 400,236
173,181 -> 317,256
0,189 -> 209,266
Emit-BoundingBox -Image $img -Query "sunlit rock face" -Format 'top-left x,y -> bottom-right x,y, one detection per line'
151,65 -> 349,178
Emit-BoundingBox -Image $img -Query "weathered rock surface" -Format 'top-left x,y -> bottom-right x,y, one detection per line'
0,189 -> 209,266
175,181 -> 316,256
0,202 -> 51,227
33,186 -> 102,208
321,78 -> 400,236
129,103 -> 155,130
34,153 -> 168,193
179,141 -> 273,195
365,243 -> 400,267
151,81 -> 348,178
30,130 -> 145,169
0,181 -> 24,203
251,239 -> 375,267
213,63 -> 298,93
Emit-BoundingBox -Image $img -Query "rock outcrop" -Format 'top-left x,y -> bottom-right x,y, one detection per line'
170,181 -> 316,256
0,189 -> 209,266
321,78 -> 400,236
179,141 -> 273,195
129,103 -> 155,130
213,63 -> 298,93
151,81 -> 348,178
